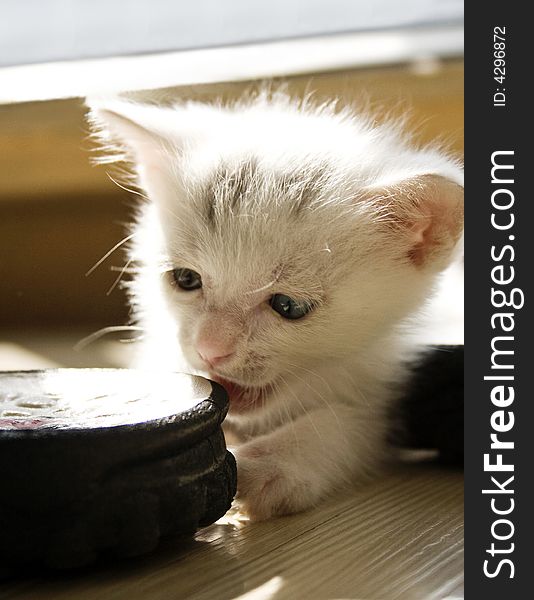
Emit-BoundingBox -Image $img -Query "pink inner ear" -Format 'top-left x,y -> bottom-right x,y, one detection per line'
399,175 -> 463,268
407,215 -> 432,266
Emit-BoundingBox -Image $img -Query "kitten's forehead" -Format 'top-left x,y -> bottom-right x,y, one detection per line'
198,158 -> 333,223
197,160 -> 339,252
166,157 -> 366,301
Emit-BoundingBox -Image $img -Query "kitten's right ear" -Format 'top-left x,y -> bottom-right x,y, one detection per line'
85,98 -> 177,167
364,173 -> 464,271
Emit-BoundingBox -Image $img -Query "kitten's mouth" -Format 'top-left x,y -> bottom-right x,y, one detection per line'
209,374 -> 272,413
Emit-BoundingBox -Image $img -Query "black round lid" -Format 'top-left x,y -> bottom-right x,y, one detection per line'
0,368 -> 222,431
0,369 -> 236,572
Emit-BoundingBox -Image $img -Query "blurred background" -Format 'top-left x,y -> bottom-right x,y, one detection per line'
0,0 -> 463,369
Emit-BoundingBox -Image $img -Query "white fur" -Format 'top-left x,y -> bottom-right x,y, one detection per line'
87,92 -> 464,520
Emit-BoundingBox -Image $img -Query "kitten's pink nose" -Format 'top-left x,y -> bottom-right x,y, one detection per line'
196,340 -> 234,367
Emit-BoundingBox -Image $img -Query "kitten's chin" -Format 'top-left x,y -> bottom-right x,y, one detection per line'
209,374 -> 272,414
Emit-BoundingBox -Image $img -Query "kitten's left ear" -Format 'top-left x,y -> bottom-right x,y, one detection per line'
86,98 -> 179,168
371,173 -> 464,270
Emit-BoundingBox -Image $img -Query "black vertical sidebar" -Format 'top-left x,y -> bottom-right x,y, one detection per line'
465,3 -> 532,598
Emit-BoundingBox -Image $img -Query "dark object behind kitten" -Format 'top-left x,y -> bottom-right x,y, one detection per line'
392,345 -> 464,466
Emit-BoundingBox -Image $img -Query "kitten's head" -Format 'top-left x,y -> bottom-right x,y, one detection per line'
87,94 -> 463,410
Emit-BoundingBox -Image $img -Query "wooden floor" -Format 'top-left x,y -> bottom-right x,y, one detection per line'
0,333 -> 463,600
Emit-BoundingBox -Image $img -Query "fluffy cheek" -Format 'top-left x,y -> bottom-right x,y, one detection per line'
263,322 -> 325,377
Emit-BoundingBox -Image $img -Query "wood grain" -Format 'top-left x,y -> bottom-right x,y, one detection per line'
1,466 -> 463,600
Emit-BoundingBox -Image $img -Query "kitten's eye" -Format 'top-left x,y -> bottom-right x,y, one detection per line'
172,268 -> 202,291
269,294 -> 312,320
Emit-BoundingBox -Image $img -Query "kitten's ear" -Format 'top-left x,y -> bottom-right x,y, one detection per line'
85,98 -> 183,168
370,174 -> 464,269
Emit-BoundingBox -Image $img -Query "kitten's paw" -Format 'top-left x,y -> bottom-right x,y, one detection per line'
234,452 -> 310,521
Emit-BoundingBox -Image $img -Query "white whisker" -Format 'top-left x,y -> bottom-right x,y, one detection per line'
106,172 -> 149,200
74,325 -> 144,351
85,233 -> 136,277
106,259 -> 133,296
245,277 -> 277,296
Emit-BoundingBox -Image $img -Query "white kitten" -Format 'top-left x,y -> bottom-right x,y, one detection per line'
87,92 -> 463,520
